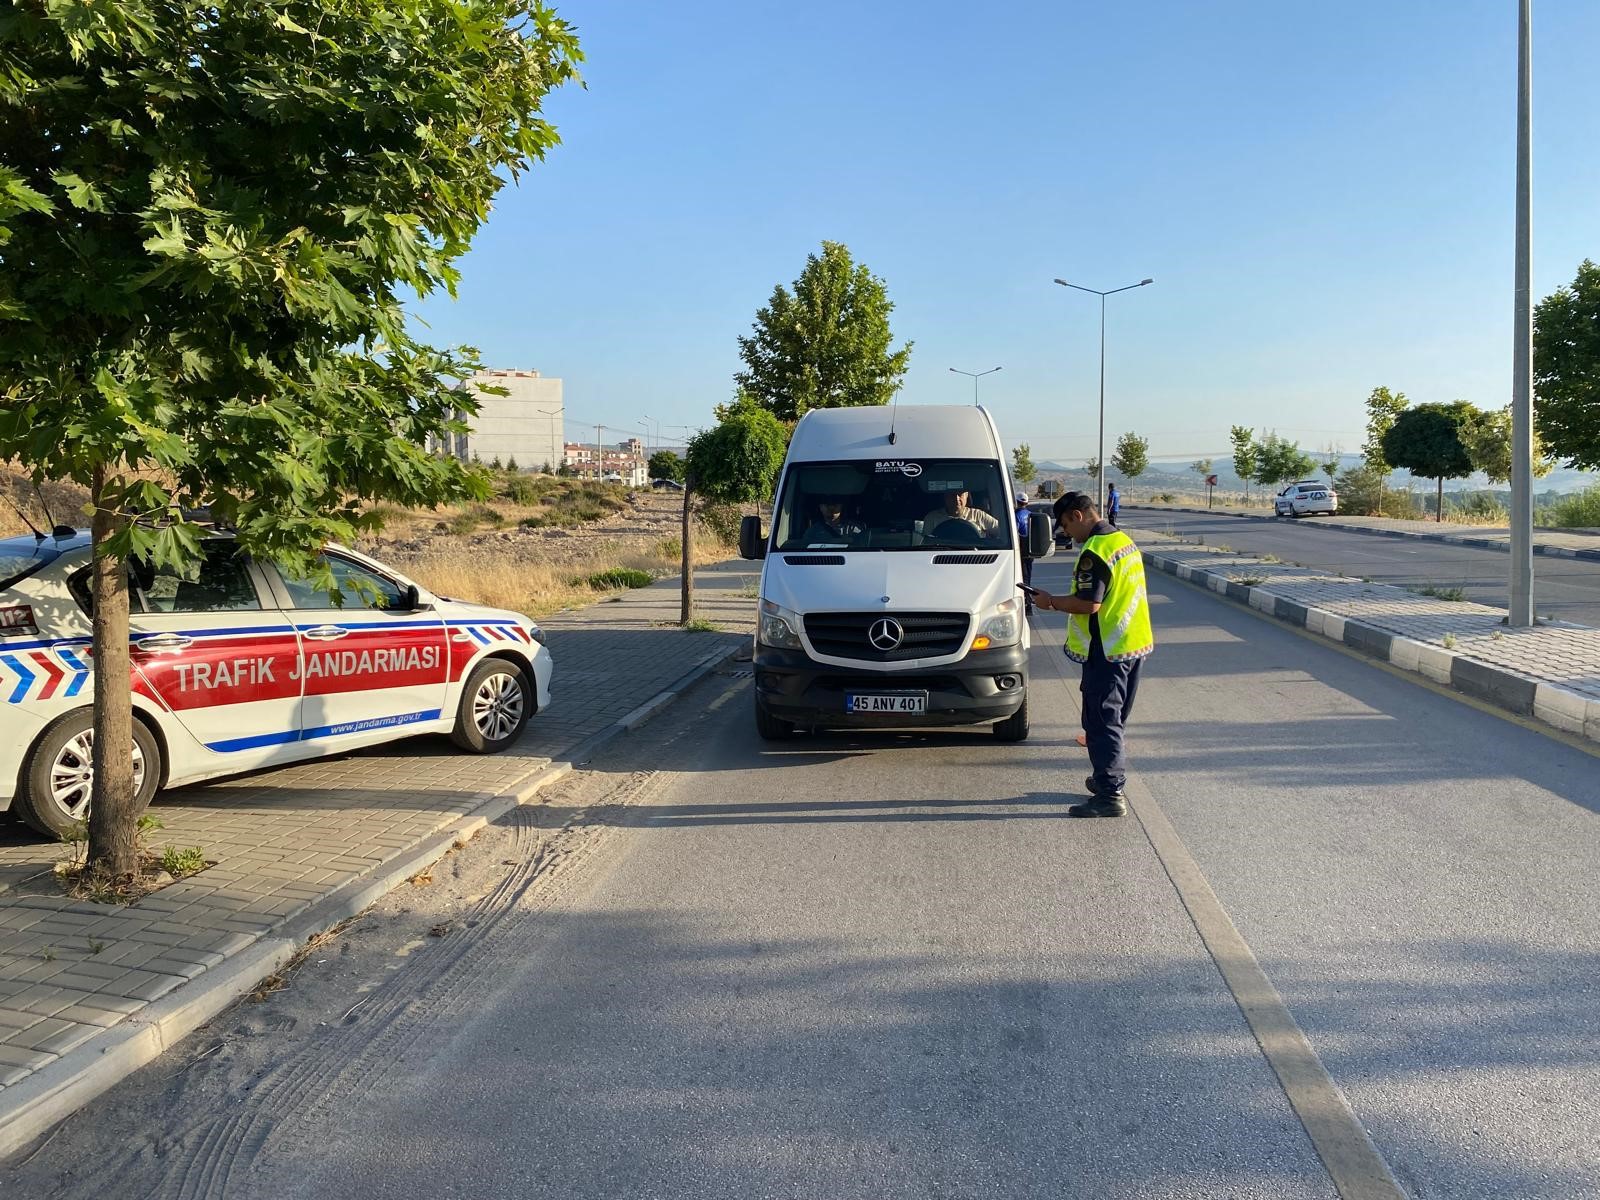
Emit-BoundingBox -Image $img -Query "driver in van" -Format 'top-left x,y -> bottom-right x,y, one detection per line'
801,498 -> 863,545
922,488 -> 999,537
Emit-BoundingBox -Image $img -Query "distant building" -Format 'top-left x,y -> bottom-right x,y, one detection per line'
432,369 -> 564,471
563,439 -> 648,487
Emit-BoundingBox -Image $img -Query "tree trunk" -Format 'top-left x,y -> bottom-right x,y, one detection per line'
87,466 -> 140,878
1436,476 -> 1444,522
679,484 -> 695,624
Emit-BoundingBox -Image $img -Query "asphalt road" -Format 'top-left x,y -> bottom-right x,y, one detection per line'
10,562 -> 1600,1199
1132,508 -> 1600,625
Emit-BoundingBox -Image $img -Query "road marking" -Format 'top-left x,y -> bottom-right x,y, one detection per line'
1152,567 -> 1600,761
1125,775 -> 1408,1200
1036,639 -> 1408,1199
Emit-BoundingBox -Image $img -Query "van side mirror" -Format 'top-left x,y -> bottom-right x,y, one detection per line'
739,514 -> 767,560
1027,513 -> 1053,558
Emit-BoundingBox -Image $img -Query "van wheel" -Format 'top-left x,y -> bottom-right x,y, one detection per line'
754,699 -> 794,741
451,658 -> 533,753
16,711 -> 162,840
993,698 -> 1030,743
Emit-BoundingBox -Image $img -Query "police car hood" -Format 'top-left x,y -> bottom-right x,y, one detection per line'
435,596 -> 538,630
762,551 -> 1015,624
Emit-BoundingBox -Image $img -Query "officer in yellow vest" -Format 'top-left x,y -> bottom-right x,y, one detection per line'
1029,491 -> 1154,817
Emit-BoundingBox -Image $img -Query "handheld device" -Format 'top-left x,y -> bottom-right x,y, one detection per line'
1016,583 -> 1041,596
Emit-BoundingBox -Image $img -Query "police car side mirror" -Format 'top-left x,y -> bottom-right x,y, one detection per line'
397,583 -> 424,611
1027,513 -> 1053,558
739,515 -> 767,561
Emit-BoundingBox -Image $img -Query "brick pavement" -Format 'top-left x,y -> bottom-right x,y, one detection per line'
0,563 -> 757,1094
1129,526 -> 1600,723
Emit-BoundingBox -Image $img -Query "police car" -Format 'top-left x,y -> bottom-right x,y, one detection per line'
1274,480 -> 1338,517
0,530 -> 553,838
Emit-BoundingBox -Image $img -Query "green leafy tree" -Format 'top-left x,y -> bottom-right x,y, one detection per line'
1534,260 -> 1600,470
1229,426 -> 1259,500
1190,458 -> 1213,480
1362,386 -> 1408,514
506,455 -> 519,473
1110,432 -> 1149,498
1011,443 -> 1037,485
1255,433 -> 1317,491
1321,445 -> 1342,481
734,241 -> 912,422
1459,404 -> 1555,485
648,450 -> 685,482
0,1 -> 580,875
1381,402 -> 1476,521
680,397 -> 788,622
1083,456 -> 1100,481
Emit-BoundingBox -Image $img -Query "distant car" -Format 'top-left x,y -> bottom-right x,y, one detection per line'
0,530 -> 552,838
1026,501 -> 1066,553
1274,480 -> 1338,517
601,472 -> 625,483
651,478 -> 686,492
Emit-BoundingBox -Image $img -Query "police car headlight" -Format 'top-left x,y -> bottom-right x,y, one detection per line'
758,599 -> 803,650
529,625 -> 547,645
974,598 -> 1021,649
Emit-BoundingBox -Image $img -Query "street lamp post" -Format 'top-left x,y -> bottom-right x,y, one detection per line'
949,366 -> 1002,406
641,416 -> 660,450
1509,0 -> 1535,628
1053,277 -> 1153,510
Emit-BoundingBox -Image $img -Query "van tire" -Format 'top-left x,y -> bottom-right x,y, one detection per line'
992,698 -> 1030,743
754,699 -> 794,741
16,710 -> 162,840
451,658 -> 533,753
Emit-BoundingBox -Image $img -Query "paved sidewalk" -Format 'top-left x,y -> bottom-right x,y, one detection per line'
1128,524 -> 1600,741
0,564 -> 757,1121
1131,502 -> 1600,561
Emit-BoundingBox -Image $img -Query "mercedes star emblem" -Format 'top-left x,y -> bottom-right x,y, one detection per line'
868,618 -> 904,651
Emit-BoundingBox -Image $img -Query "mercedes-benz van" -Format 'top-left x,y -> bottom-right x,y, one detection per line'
739,405 -> 1053,742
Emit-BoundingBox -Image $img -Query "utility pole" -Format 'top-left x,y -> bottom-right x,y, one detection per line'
1053,278 -> 1153,511
1509,0 -> 1535,627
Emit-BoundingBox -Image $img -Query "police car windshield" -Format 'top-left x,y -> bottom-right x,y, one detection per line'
0,539 -> 59,591
773,460 -> 1014,552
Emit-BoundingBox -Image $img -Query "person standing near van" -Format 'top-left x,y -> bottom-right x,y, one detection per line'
1029,491 -> 1154,817
1014,495 -> 1035,614
1105,482 -> 1120,527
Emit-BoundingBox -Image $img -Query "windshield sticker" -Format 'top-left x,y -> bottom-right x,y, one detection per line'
874,461 -> 923,477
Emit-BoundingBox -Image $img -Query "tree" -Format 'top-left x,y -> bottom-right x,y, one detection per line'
0,2 -> 581,878
1110,432 -> 1148,497
1191,458 -> 1214,508
1011,443 -> 1037,485
1381,402 -> 1476,521
506,455 -> 519,473
1534,260 -> 1600,469
1229,426 -> 1259,500
680,397 -> 788,622
1083,456 -> 1101,480
1320,444 -> 1342,481
649,450 -> 685,482
1255,433 -> 1317,491
1459,404 -> 1555,485
734,241 -> 912,421
1362,386 -> 1408,514
490,455 -> 504,471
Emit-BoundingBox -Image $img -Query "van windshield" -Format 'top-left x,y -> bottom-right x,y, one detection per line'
773,460 -> 1014,552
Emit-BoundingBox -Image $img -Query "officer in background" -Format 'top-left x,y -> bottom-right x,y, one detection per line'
1029,491 -> 1154,817
1014,495 -> 1035,614
1105,482 -> 1121,527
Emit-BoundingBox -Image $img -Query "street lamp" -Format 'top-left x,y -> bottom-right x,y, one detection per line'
641,416 -> 660,450
1053,276 -> 1154,510
1509,0 -> 1534,627
949,366 -> 1002,406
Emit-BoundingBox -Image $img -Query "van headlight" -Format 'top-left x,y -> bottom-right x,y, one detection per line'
972,597 -> 1020,650
758,599 -> 803,650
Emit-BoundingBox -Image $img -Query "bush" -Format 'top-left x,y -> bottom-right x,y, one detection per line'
1335,465 -> 1422,518
698,502 -> 744,546
503,477 -> 539,505
584,567 -> 654,591
1446,491 -> 1509,523
1540,486 -> 1600,529
447,504 -> 505,535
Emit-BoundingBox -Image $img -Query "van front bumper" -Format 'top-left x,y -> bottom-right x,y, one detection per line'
754,643 -> 1027,729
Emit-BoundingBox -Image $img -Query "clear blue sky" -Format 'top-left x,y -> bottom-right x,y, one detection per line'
412,0 -> 1600,465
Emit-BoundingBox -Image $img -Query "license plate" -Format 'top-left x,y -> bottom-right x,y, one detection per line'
846,692 -> 927,714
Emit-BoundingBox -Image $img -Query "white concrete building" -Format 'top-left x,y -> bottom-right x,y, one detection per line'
435,369 -> 564,472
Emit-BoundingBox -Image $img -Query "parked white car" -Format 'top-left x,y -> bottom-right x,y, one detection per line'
1274,480 -> 1338,517
0,530 -> 553,837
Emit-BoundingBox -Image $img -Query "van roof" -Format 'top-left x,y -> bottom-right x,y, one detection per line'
786,404 -> 1002,462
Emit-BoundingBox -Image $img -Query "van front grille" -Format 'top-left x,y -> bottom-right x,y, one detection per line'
803,611 -> 970,662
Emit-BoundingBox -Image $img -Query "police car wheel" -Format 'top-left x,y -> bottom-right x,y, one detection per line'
450,658 -> 532,753
16,711 -> 162,839
992,697 -> 1030,743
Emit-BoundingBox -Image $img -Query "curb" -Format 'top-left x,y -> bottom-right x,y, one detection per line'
1128,504 -> 1600,563
1144,551 -> 1600,748
0,638 -> 745,1160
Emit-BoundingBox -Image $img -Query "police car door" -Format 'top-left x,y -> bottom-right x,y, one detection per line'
268,552 -> 448,746
125,541 -> 305,762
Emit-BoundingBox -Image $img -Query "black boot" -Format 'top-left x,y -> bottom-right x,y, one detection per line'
1072,775 -> 1126,817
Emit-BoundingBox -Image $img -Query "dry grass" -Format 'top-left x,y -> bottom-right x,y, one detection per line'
387,531 -> 733,617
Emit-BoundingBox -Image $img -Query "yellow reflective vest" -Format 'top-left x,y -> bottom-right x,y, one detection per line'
1065,530 -> 1155,664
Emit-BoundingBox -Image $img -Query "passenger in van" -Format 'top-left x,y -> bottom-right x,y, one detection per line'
922,488 -> 1000,538
801,498 -> 863,545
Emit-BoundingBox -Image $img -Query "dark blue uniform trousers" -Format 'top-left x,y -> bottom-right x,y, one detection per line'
1081,653 -> 1143,795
